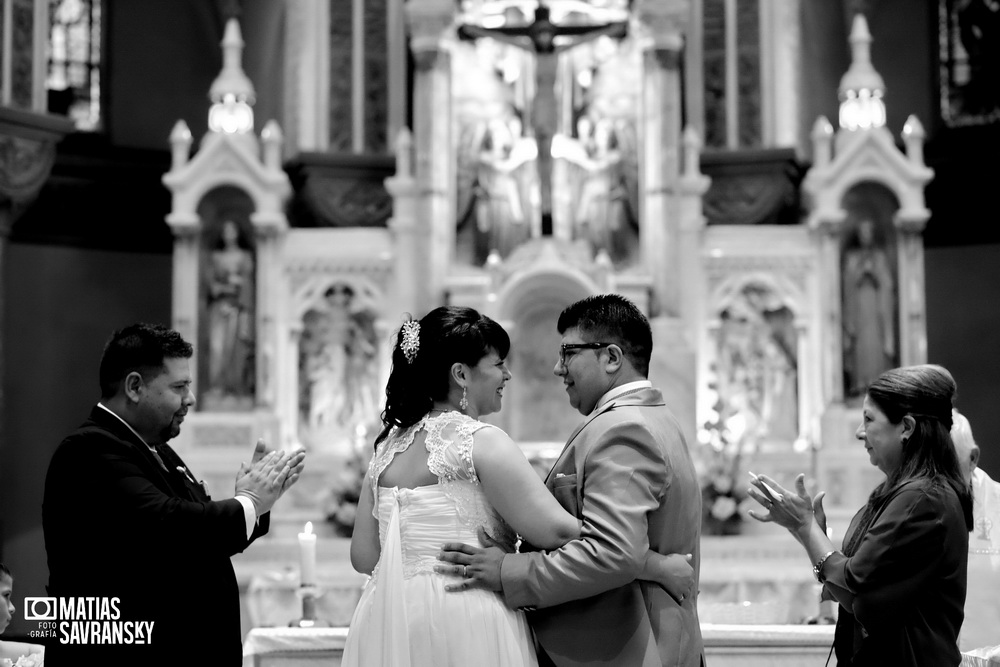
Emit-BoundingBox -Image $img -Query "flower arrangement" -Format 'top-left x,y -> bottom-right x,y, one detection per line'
697,381 -> 758,536
322,424 -> 375,537
322,446 -> 367,537
0,652 -> 44,667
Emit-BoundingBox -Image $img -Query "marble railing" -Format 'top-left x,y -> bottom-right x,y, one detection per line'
234,533 -> 831,634
242,625 -> 838,666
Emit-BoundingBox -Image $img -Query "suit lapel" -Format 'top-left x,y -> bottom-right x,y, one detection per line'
88,407 -> 198,499
544,401 -> 617,484
543,387 -> 666,484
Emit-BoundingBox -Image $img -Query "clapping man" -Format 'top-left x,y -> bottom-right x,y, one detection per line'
42,323 -> 305,667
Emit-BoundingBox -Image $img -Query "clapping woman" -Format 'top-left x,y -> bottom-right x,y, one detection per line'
748,365 -> 972,666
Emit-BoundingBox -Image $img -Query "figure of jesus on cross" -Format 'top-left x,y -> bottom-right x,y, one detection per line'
459,3 -> 627,236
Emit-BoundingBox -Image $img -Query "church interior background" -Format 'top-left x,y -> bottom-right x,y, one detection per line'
1,0 -> 999,656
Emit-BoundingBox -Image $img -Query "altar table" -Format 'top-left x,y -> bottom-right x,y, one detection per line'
242,627 -> 348,667
242,625 -> 838,667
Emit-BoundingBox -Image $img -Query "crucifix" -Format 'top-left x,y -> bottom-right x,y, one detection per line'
459,3 -> 628,236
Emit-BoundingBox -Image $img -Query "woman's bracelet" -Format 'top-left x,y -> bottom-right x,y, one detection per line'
812,550 -> 837,582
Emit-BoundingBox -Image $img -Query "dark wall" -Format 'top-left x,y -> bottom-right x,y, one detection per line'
0,244 -> 171,635
108,0 -> 284,151
798,1 -> 934,156
926,244 -> 1000,481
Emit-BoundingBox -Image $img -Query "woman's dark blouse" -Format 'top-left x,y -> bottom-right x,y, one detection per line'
819,479 -> 969,666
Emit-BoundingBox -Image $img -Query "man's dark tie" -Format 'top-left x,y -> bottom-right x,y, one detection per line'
149,446 -> 169,472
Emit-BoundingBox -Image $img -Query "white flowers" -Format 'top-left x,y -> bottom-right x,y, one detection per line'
1,652 -> 44,667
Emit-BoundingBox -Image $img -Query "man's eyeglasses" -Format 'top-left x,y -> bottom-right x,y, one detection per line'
558,342 -> 611,365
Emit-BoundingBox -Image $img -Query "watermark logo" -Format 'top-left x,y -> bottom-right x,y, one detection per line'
23,598 -> 57,621
22,597 -> 154,644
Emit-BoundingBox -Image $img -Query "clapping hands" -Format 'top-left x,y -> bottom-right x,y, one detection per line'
235,439 -> 306,515
747,472 -> 825,539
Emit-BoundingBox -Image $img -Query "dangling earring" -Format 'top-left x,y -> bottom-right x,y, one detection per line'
459,386 -> 469,412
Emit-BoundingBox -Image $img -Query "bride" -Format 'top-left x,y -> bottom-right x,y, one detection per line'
342,306 -> 692,666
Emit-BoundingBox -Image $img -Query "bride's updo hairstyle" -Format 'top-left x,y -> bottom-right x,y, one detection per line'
374,306 -> 510,447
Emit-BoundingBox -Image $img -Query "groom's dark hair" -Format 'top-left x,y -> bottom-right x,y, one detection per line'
558,294 -> 652,376
99,323 -> 193,399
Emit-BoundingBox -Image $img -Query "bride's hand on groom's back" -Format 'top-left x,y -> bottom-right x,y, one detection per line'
642,552 -> 694,604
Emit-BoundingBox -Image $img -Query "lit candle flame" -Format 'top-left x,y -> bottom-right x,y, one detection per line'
304,521 -> 313,535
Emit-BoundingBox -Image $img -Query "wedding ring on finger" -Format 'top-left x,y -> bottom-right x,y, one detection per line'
462,565 -> 468,577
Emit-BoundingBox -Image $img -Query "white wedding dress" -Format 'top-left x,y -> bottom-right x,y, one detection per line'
341,411 -> 538,667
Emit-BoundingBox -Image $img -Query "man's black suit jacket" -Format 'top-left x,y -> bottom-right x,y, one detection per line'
42,406 -> 269,666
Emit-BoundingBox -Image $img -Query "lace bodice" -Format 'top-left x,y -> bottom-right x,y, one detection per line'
367,411 -> 517,577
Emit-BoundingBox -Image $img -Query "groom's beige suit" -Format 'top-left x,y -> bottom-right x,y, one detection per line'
500,387 -> 704,666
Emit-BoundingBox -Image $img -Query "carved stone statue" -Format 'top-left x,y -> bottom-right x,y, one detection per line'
474,117 -> 536,258
459,4 -> 627,235
717,285 -> 799,448
842,219 -> 897,396
572,119 -> 626,258
299,283 -> 380,451
205,219 -> 255,404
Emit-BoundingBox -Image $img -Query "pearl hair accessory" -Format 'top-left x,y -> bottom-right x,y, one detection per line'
401,320 -> 420,364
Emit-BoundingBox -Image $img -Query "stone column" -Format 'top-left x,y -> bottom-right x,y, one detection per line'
895,116 -> 931,367
676,126 -> 711,337
814,218 -> 845,404
895,215 -> 928,366
251,222 -> 286,410
166,219 -> 202,379
385,128 -> 431,316
284,326 -> 303,447
406,0 -> 455,308
635,0 -> 689,318
283,0 -> 330,153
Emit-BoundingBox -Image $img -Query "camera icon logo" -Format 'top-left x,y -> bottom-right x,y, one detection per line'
23,597 -> 57,621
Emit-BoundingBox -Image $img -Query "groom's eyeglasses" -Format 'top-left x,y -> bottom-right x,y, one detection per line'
558,343 -> 611,366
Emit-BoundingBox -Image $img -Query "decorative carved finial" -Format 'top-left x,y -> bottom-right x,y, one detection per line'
210,18 -> 255,105
902,115 -> 926,167
682,125 -> 702,178
260,120 -> 284,170
837,14 -> 886,131
811,116 -> 834,167
169,120 -> 192,170
395,128 -> 414,179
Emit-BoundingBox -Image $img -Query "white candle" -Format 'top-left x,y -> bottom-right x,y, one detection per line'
298,521 -> 318,586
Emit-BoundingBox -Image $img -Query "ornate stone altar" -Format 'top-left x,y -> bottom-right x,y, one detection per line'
158,8 -> 935,644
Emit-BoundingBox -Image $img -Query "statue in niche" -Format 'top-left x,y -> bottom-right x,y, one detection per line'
459,4 -> 627,235
717,285 -> 799,449
842,219 -> 897,397
299,283 -> 380,450
474,116 -> 537,258
571,119 -> 629,260
204,219 -> 255,405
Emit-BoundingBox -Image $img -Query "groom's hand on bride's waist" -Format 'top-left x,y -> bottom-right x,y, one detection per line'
436,527 -> 508,593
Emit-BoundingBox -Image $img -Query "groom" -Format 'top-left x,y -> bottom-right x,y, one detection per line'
440,294 -> 704,666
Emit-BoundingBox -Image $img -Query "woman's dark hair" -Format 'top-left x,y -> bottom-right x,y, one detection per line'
374,306 -> 510,447
0,562 -> 11,581
844,364 -> 973,555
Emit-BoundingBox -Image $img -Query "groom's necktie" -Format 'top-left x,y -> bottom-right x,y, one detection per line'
149,446 -> 169,472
